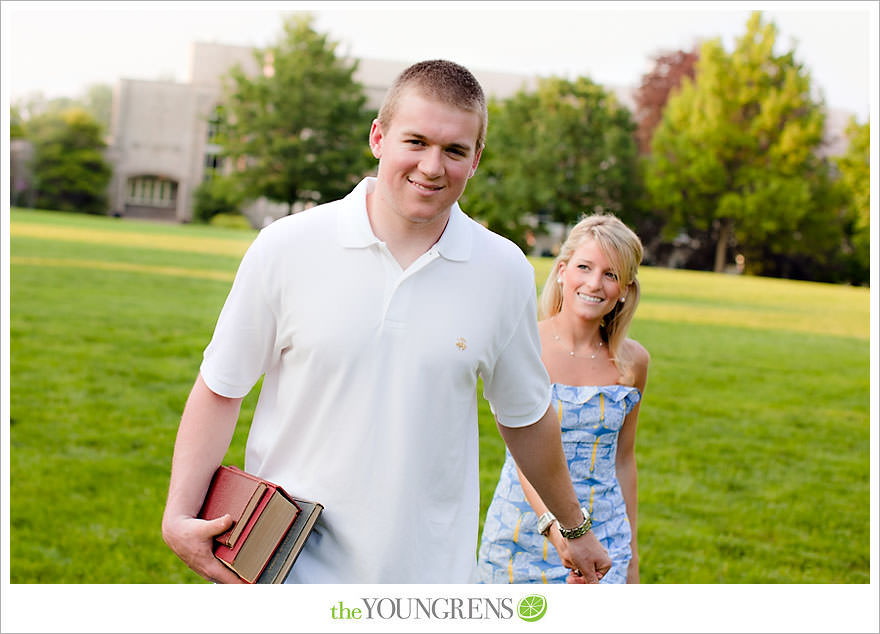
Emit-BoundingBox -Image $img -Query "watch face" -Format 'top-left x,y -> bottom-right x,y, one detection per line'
537,513 -> 554,535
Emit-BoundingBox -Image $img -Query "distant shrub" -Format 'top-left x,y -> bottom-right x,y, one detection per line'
192,176 -> 245,223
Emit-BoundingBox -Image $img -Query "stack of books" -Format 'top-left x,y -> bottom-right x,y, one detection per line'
198,465 -> 323,584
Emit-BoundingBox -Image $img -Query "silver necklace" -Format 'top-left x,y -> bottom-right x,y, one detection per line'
551,316 -> 604,359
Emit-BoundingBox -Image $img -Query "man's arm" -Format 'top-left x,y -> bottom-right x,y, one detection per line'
496,404 -> 612,583
161,373 -> 245,584
514,465 -> 578,577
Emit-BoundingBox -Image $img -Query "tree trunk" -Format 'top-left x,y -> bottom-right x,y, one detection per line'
714,218 -> 733,273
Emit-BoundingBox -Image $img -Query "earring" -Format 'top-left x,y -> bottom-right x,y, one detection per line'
620,296 -> 626,303
557,277 -> 562,285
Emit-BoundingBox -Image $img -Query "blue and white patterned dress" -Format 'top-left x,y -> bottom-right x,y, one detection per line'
476,383 -> 641,584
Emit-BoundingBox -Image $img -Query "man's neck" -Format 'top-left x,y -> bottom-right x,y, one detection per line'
366,193 -> 450,270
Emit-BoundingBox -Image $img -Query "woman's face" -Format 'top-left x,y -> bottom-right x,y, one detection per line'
558,238 -> 625,320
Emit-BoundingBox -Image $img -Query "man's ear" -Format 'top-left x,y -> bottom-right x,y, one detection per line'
468,145 -> 483,178
369,120 -> 383,159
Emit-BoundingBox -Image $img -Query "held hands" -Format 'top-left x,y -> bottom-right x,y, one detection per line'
161,513 -> 245,584
552,527 -> 611,584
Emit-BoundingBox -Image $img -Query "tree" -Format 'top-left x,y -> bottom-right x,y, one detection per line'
633,48 -> 699,154
834,117 -> 870,284
630,48 -> 700,266
462,76 -> 641,251
743,157 -> 849,281
82,84 -> 113,134
12,85 -> 112,134
28,107 -> 112,214
192,174 -> 246,223
216,14 -> 373,213
10,105 -> 26,139
646,12 -> 829,274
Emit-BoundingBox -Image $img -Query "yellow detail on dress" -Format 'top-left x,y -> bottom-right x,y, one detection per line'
508,514 -> 525,582
589,393 -> 605,514
476,384 -> 643,584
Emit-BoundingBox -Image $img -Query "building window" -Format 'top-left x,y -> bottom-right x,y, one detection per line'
207,106 -> 223,143
126,176 -> 178,208
203,154 -> 223,181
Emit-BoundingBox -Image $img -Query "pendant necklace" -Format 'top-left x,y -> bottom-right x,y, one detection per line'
551,315 -> 604,359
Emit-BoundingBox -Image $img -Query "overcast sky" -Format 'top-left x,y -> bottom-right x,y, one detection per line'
2,0 -> 876,121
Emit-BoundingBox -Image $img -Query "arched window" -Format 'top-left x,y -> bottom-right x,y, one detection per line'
126,175 -> 178,208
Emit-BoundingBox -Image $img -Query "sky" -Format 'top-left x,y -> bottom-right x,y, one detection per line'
2,0 -> 877,122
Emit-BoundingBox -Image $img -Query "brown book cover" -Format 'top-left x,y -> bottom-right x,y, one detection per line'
218,489 -> 301,582
256,496 -> 323,584
198,465 -> 268,548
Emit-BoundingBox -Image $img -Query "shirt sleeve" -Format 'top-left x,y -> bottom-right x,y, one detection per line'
200,232 -> 279,398
481,286 -> 552,428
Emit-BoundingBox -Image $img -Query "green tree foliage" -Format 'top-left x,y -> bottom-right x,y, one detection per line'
833,118 -> 870,284
13,92 -> 77,122
632,48 -> 700,265
192,175 -> 246,223
462,76 -> 641,252
82,84 -> 113,134
646,12 -> 832,275
12,85 -> 113,134
10,105 -> 26,139
216,14 -> 373,212
634,48 -> 699,155
28,107 -> 112,214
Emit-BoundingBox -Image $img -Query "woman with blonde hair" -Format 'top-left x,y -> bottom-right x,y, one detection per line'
477,213 -> 649,584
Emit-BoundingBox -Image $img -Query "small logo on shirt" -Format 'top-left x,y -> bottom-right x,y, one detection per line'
456,337 -> 467,351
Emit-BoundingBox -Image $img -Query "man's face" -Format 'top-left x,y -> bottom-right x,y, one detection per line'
369,88 -> 483,230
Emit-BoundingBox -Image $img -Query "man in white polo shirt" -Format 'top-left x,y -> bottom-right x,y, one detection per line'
161,60 -> 611,584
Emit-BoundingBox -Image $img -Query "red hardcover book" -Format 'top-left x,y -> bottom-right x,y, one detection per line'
198,465 -> 268,548
199,466 -> 301,583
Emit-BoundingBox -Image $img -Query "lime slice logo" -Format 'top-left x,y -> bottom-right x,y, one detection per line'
517,594 -> 547,622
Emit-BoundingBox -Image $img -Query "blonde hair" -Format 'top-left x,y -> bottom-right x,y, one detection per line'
540,214 -> 644,385
377,59 -> 488,150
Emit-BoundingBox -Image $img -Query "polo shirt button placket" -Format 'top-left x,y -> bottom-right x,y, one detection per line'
380,248 -> 440,328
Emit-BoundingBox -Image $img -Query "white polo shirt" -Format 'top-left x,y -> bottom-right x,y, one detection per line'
200,177 -> 551,583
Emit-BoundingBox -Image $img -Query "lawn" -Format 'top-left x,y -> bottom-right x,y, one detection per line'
8,208 -> 871,583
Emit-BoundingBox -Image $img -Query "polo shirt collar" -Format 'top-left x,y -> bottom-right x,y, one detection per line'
338,177 -> 473,262
337,178 -> 381,249
433,203 -> 472,262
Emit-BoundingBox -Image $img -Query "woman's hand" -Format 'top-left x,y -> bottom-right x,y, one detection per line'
548,526 -> 606,584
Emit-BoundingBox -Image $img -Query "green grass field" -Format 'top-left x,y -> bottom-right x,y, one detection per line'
9,208 -> 871,583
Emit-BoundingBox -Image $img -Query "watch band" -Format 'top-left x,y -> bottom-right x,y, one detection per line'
558,507 -> 592,539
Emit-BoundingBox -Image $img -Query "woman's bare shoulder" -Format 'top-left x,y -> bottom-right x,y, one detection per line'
623,337 -> 650,387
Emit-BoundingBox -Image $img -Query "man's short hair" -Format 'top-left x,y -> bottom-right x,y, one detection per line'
377,59 -> 488,150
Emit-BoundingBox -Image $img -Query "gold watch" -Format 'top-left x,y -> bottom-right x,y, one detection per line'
557,507 -> 592,539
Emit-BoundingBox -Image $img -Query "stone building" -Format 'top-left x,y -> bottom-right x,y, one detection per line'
106,42 -> 539,225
